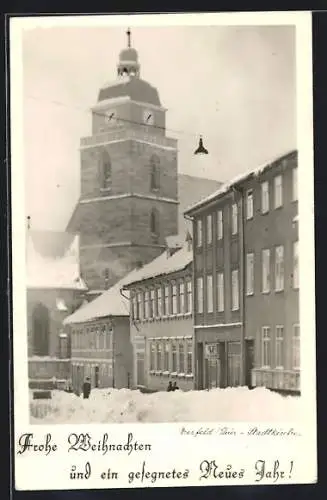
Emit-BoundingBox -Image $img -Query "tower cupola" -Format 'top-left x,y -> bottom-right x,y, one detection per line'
117,28 -> 140,78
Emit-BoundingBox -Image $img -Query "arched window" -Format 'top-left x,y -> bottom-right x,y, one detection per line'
150,155 -> 160,191
101,151 -> 112,190
150,208 -> 160,237
32,303 -> 50,356
104,268 -> 110,289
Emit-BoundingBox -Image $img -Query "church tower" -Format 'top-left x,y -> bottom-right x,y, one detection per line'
67,29 -> 178,290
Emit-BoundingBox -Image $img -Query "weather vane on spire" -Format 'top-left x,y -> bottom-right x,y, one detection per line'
126,27 -> 131,48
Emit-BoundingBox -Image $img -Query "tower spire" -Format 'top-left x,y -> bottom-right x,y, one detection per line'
126,27 -> 131,48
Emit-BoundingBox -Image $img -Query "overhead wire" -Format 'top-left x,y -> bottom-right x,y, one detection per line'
26,94 -> 208,141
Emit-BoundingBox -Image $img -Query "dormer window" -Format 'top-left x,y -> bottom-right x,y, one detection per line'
101,151 -> 112,190
150,155 -> 160,191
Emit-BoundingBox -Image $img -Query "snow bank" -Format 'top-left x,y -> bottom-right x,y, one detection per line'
30,387 -> 301,424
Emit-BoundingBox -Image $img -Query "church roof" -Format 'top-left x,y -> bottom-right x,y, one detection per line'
98,77 -> 161,107
63,274 -> 131,324
26,231 -> 87,291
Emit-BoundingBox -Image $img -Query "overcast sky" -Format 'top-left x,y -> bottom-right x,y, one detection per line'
22,23 -> 296,231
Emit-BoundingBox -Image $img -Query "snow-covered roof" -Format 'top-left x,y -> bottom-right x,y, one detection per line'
63,274 -> 132,325
122,240 -> 192,288
184,149 -> 297,215
27,231 -> 87,291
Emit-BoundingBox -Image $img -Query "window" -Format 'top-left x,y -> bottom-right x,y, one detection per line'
156,343 -> 162,371
262,327 -> 271,367
274,175 -> 283,208
196,277 -> 203,313
207,215 -> 212,244
157,288 -> 162,317
231,269 -> 239,311
179,281 -> 185,314
186,340 -> 193,374
164,285 -> 169,316
207,275 -> 213,313
232,203 -> 238,235
217,210 -> 223,240
262,249 -> 270,293
144,290 -> 149,319
275,326 -> 284,368
150,209 -> 159,236
246,253 -> 254,295
164,343 -> 169,371
292,168 -> 298,201
261,181 -> 269,213
150,154 -> 160,191
293,241 -> 299,289
292,325 -> 300,369
95,327 -> 100,349
196,219 -> 203,247
149,289 -> 155,318
150,343 -> 155,370
186,280 -> 192,313
136,292 -> 142,320
172,343 -> 177,372
99,326 -> 105,349
172,284 -> 177,315
179,343 -> 185,373
101,150 -> 112,190
132,294 -> 137,320
275,245 -> 284,291
217,272 -> 224,312
246,189 -> 254,219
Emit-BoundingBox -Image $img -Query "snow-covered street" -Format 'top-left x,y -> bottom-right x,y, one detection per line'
30,387 -> 301,424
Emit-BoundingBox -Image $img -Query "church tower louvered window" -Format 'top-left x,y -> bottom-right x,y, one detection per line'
150,154 -> 160,191
101,151 -> 112,190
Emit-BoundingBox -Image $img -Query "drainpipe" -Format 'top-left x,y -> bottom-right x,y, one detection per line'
233,186 -> 246,386
184,213 -> 197,390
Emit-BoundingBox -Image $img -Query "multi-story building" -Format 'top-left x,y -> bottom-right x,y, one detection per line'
122,234 -> 194,391
26,230 -> 87,389
63,276 -> 133,392
184,150 -> 299,393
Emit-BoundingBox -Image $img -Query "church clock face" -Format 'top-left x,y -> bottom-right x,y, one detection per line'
105,109 -> 117,125
143,109 -> 154,126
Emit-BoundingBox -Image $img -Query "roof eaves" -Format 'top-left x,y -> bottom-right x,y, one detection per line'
184,149 -> 297,216
122,260 -> 192,290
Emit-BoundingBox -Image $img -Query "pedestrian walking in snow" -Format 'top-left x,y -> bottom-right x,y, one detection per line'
167,381 -> 173,392
172,381 -> 179,391
83,377 -> 91,399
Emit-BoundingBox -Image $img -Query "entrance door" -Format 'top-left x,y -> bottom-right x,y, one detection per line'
205,343 -> 223,389
95,366 -> 99,388
136,352 -> 145,387
196,343 -> 204,390
207,358 -> 221,388
32,303 -> 50,356
245,339 -> 255,388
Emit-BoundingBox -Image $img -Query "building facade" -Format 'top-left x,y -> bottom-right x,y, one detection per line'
185,150 -> 299,393
63,277 -> 133,392
27,231 -> 87,389
122,237 -> 194,391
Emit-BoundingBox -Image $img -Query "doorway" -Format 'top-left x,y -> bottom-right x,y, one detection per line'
245,339 -> 255,388
32,303 -> 50,356
95,366 -> 100,388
